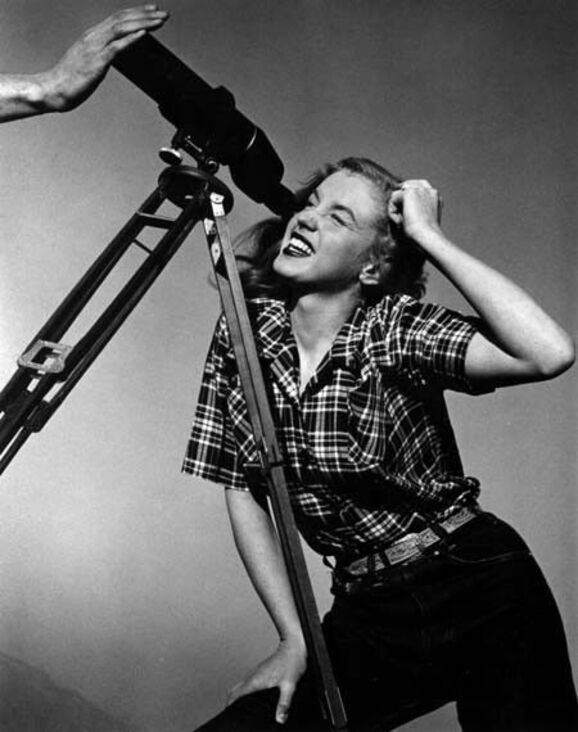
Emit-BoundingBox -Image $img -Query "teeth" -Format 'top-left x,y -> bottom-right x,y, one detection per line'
286,234 -> 313,257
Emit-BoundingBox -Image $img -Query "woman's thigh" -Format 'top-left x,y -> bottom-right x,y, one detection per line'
446,517 -> 578,731
195,514 -> 577,732
192,684 -> 326,732
328,513 -> 578,730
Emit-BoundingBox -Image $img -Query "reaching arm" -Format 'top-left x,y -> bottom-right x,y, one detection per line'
0,5 -> 168,123
388,181 -> 575,388
225,488 -> 307,724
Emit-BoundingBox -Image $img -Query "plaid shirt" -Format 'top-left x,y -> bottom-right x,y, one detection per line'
183,295 -> 486,560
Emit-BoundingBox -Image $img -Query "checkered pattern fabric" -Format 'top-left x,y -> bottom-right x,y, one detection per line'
183,295 -> 486,559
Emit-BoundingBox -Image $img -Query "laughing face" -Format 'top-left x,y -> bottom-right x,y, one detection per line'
273,171 -> 383,296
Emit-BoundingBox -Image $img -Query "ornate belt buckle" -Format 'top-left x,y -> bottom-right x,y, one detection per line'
416,527 -> 439,549
386,533 -> 421,565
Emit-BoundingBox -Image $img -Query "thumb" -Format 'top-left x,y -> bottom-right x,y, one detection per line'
275,682 -> 295,724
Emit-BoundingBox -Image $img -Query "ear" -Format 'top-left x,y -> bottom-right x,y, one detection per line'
387,189 -> 404,225
358,259 -> 382,287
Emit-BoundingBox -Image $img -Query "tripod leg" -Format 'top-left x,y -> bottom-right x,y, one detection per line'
0,171 -> 206,477
202,192 -> 348,731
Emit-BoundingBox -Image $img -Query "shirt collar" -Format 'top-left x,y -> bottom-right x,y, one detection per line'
251,298 -> 293,362
250,298 -> 367,400
252,298 -> 366,367
329,304 -> 366,371
251,299 -> 300,402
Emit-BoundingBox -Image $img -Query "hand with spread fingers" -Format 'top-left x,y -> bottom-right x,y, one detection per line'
46,4 -> 169,111
0,5 -> 169,122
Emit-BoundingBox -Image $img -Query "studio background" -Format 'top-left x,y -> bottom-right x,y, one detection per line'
0,1 -> 575,730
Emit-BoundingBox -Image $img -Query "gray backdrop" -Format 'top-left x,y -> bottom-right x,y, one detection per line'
0,1 -> 575,730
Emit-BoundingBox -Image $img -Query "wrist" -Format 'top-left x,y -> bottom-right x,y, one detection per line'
35,68 -> 69,113
10,73 -> 54,115
406,223 -> 448,253
279,632 -> 307,655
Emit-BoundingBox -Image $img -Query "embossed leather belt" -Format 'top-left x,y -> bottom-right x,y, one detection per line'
340,505 -> 482,577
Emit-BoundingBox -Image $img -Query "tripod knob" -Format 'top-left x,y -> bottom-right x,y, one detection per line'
158,165 -> 233,211
159,147 -> 183,165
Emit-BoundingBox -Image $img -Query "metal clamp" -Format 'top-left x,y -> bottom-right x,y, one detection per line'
18,340 -> 72,374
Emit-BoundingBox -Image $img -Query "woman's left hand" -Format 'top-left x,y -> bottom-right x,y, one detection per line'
226,639 -> 307,724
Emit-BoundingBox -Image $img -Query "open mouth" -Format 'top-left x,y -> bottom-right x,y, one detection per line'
284,231 -> 314,258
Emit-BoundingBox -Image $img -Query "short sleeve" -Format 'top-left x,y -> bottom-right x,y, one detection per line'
370,295 -> 491,394
182,314 -> 250,490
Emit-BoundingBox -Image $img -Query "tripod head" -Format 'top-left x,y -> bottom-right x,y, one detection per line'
112,34 -> 295,218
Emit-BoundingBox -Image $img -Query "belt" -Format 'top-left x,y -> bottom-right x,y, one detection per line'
339,505 -> 481,578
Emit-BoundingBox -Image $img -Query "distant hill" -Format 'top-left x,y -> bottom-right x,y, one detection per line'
0,652 -> 135,732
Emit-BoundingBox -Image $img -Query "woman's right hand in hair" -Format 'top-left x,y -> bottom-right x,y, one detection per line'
226,638 -> 307,724
389,181 -> 575,386
387,179 -> 443,246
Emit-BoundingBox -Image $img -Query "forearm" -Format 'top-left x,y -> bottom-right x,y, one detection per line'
391,181 -> 575,384
416,227 -> 574,381
0,72 -> 60,122
225,488 -> 306,649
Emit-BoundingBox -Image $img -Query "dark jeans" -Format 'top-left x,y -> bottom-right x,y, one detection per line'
194,513 -> 578,731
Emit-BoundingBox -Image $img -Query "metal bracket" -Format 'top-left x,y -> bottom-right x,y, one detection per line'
18,340 -> 72,375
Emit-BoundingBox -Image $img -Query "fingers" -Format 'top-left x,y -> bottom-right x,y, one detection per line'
387,179 -> 444,232
69,6 -> 169,69
87,5 -> 168,46
400,179 -> 435,190
106,28 -> 148,55
102,5 -> 169,29
108,11 -> 169,37
390,180 -> 440,209
226,679 -> 296,725
399,180 -> 442,208
275,681 -> 296,725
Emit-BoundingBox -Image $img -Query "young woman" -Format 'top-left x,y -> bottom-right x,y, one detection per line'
183,158 -> 577,731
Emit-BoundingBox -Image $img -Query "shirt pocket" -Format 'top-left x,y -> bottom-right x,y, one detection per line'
346,371 -> 391,470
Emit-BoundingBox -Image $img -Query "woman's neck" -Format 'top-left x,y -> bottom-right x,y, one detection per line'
290,290 -> 359,345
289,290 -> 361,393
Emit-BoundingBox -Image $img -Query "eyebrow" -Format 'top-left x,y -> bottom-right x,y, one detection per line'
310,190 -> 359,225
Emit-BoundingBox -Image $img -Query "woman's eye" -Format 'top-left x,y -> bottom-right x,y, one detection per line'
331,213 -> 347,226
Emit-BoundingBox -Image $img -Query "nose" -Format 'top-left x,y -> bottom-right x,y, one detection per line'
295,206 -> 318,230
